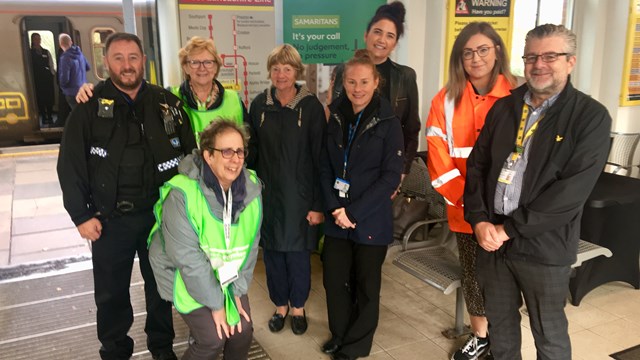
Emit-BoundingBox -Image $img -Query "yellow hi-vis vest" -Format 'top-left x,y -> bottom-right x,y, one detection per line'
148,172 -> 261,325
170,86 -> 244,143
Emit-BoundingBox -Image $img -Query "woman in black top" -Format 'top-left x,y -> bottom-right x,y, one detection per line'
331,1 -> 420,177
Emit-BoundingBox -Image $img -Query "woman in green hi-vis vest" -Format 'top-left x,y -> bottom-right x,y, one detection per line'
148,120 -> 262,360
171,37 -> 247,143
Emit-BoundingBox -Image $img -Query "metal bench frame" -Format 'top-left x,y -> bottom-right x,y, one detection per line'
394,233 -> 612,339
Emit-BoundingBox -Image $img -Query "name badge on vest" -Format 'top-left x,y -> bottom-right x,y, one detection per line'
218,262 -> 239,286
98,98 -> 114,118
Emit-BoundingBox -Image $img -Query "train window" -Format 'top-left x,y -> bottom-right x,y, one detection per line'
28,30 -> 57,72
92,28 -> 115,80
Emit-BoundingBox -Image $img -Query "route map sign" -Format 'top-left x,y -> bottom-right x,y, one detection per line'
178,0 -> 276,105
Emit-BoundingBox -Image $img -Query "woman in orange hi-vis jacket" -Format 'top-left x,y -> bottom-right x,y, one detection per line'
426,22 -> 516,360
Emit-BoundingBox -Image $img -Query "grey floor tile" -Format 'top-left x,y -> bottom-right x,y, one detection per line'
10,228 -> 84,256
12,213 -> 75,236
10,245 -> 91,266
0,250 -> 8,266
0,231 -> 9,251
13,182 -> 62,200
15,169 -> 59,185
15,156 -> 57,172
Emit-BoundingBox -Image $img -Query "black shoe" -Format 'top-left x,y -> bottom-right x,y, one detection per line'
291,310 -> 308,335
268,310 -> 288,332
152,350 -> 178,360
322,337 -> 340,354
332,351 -> 358,360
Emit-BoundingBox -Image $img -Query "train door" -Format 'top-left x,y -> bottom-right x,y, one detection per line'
22,16 -> 73,134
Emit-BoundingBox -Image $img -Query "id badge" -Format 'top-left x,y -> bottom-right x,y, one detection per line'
218,262 -> 239,287
498,167 -> 516,184
334,178 -> 350,198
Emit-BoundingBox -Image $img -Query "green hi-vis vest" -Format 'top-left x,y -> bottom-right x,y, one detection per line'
170,86 -> 244,143
148,172 -> 261,325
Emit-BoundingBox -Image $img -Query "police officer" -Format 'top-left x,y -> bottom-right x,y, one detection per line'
57,32 -> 197,360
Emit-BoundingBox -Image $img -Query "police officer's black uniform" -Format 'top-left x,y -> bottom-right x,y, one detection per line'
58,79 -> 197,360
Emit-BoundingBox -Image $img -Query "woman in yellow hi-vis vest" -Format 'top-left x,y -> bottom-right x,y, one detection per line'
148,119 -> 262,360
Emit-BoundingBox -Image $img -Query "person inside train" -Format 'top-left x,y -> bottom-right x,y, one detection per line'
321,49 -> 403,360
425,21 -> 517,360
76,36 -> 247,144
246,44 -> 326,336
331,1 -> 420,185
30,32 -> 56,126
57,32 -> 197,360
58,33 -> 90,111
148,119 -> 262,360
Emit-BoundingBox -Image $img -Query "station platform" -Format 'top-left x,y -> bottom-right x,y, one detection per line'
1,145 -> 636,360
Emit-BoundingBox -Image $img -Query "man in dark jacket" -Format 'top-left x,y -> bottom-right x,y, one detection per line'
58,33 -> 90,110
57,32 -> 197,360
30,32 -> 55,125
464,24 -> 611,360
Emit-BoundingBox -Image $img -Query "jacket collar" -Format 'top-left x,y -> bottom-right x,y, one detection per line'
97,78 -> 147,105
265,84 -> 313,110
511,78 -> 575,118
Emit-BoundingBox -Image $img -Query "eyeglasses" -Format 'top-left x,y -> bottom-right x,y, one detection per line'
187,59 -> 216,69
522,52 -> 570,64
462,46 -> 493,60
211,148 -> 247,159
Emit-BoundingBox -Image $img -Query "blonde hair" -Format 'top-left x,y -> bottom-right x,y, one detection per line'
266,44 -> 304,79
178,36 -> 222,80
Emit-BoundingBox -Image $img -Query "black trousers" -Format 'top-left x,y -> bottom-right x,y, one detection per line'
92,211 -> 175,359
263,249 -> 311,308
180,295 -> 253,360
477,251 -> 572,360
322,236 -> 387,358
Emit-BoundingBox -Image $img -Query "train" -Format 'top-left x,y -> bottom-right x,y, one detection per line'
0,0 -> 163,146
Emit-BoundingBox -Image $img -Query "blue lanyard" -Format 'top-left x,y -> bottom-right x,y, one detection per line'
342,111 -> 363,178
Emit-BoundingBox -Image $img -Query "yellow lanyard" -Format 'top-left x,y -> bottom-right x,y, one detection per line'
512,104 -> 543,160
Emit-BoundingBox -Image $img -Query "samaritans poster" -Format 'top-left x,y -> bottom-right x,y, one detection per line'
283,0 -> 386,64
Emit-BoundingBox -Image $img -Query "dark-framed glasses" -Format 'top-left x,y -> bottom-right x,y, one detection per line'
212,147 -> 247,159
522,52 -> 570,64
187,59 -> 216,69
462,46 -> 493,60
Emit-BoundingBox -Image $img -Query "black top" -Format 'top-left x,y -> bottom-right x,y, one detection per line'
376,57 -> 392,100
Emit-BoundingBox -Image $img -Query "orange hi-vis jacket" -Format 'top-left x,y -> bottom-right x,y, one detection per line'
426,75 -> 512,233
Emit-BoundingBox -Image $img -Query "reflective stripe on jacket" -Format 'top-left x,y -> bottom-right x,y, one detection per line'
148,172 -> 261,325
426,75 -> 512,233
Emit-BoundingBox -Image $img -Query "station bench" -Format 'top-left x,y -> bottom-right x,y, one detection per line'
393,239 -> 612,339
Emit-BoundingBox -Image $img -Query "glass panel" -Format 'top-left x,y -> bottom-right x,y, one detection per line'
509,0 -> 574,77
91,28 -> 115,80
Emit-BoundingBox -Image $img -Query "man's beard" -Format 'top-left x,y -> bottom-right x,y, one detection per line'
110,68 -> 144,92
